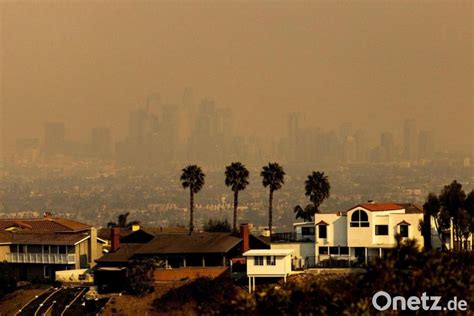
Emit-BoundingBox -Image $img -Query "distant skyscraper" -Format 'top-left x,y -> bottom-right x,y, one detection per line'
354,129 -> 368,162
380,132 -> 395,162
288,112 -> 301,162
44,122 -> 65,156
129,109 -> 147,142
418,130 -> 435,160
403,119 -> 417,160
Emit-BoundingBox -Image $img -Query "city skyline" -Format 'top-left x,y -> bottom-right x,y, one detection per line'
1,1 -> 472,155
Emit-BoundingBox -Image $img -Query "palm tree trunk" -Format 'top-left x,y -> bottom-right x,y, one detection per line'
233,190 -> 238,233
189,190 -> 194,234
269,189 -> 273,241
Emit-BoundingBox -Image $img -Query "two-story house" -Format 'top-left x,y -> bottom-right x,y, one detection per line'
0,215 -> 105,281
271,202 -> 458,267
314,202 -> 436,265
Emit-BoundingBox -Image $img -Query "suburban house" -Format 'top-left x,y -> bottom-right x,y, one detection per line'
97,225 -> 187,250
243,249 -> 293,293
94,223 -> 269,289
271,202 -> 458,267
0,215 -> 105,281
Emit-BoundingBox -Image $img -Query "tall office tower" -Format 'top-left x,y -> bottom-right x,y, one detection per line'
403,119 -> 418,160
380,132 -> 395,162
354,129 -> 368,163
288,112 -> 301,162
91,127 -> 112,159
418,130 -> 435,160
343,136 -> 357,162
180,88 -> 196,148
44,122 -> 65,156
339,122 -> 353,140
161,105 -> 179,161
182,87 -> 194,110
129,109 -> 147,142
215,108 -> 232,138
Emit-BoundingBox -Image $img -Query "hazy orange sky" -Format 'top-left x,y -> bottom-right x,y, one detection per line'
1,1 -> 472,152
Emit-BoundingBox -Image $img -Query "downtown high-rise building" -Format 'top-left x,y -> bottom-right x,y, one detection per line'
287,112 -> 301,162
44,122 -> 65,156
380,132 -> 395,162
418,130 -> 435,160
403,119 -> 417,160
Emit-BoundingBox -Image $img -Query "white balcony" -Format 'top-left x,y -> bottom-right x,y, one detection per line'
7,253 -> 76,264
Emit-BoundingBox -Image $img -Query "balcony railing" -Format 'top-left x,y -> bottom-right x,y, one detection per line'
271,232 -> 315,242
7,253 -> 76,264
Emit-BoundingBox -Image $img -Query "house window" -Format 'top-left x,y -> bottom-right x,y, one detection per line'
318,225 -> 327,238
339,247 -> 349,255
319,247 -> 329,255
254,256 -> 264,266
330,247 -> 339,255
350,210 -> 369,227
302,227 -> 315,235
266,256 -> 276,266
400,225 -> 409,237
375,225 -> 389,236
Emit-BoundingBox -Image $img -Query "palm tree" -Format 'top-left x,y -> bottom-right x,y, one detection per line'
225,162 -> 250,233
305,171 -> 331,213
180,165 -> 206,234
294,204 -> 315,222
107,212 -> 140,228
261,162 -> 285,239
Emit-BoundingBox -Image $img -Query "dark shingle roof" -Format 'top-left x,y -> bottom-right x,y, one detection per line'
97,228 -> 134,241
11,231 -> 90,245
135,233 -> 241,255
95,244 -> 143,263
397,203 -> 423,214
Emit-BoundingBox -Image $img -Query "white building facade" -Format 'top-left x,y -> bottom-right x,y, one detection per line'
271,202 -> 460,268
243,249 -> 293,292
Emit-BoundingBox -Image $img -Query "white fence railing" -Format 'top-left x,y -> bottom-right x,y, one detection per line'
7,253 -> 75,264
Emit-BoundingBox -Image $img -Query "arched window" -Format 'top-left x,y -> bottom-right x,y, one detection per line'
350,210 -> 369,227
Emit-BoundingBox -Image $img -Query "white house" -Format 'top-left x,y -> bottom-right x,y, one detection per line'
243,249 -> 293,293
271,222 -> 315,269
271,202 -> 461,268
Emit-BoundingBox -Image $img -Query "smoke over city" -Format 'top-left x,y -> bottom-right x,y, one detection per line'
0,1 -> 472,230
1,1 -> 472,159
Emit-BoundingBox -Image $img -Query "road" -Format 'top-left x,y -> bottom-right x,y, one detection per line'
16,287 -> 109,316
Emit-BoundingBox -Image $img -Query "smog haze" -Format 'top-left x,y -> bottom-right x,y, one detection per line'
1,1 -> 472,154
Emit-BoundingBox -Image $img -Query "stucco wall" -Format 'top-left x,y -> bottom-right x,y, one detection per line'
247,255 -> 291,276
271,243 -> 314,260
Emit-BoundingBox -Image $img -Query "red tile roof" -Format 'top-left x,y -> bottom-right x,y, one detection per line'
0,218 -> 90,232
316,220 -> 329,225
355,203 -> 403,212
397,220 -> 411,226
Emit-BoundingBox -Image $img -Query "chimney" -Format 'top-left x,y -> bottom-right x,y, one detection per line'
367,200 -> 375,204
240,223 -> 250,254
111,227 -> 121,252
